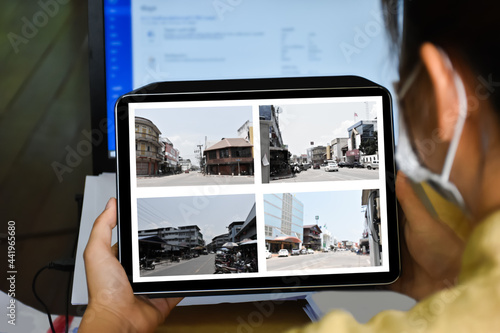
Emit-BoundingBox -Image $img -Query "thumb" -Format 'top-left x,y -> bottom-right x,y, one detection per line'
84,198 -> 117,260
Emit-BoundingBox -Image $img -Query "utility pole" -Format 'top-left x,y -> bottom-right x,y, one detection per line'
196,144 -> 204,174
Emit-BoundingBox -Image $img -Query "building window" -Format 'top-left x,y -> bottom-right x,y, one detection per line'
265,225 -> 273,237
147,146 -> 151,152
232,147 -> 251,157
208,151 -> 217,160
219,149 -> 229,158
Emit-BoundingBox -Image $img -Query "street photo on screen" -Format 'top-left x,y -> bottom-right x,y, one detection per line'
264,189 -> 382,272
135,106 -> 255,187
137,194 -> 258,277
259,103 -> 380,184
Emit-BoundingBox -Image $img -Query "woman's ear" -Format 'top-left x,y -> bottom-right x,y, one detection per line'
420,43 -> 460,142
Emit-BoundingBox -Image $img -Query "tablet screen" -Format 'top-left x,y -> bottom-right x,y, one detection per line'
123,94 -> 392,286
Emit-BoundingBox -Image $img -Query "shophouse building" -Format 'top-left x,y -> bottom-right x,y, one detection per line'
303,224 -> 322,250
135,116 -> 163,175
204,138 -> 254,176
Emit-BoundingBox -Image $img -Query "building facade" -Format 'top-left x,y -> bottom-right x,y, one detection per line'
319,225 -> 333,250
346,120 -> 378,163
204,138 -> 254,176
264,193 -> 304,252
237,120 -> 254,156
259,105 -> 291,181
135,117 -> 163,175
209,233 -> 230,251
329,138 -> 349,162
227,221 -> 245,242
138,225 -> 204,255
178,158 -> 192,172
303,224 -> 322,250
234,203 -> 257,242
311,146 -> 327,166
162,136 -> 180,173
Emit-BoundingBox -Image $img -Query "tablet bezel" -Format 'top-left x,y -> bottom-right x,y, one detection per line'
115,76 -> 399,297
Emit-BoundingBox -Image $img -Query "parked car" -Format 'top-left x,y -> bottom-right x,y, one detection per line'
353,162 -> 365,168
265,250 -> 272,259
324,161 -> 339,172
322,248 -> 329,252
278,249 -> 289,257
313,163 -> 320,169
300,248 -> 308,255
307,249 -> 314,254
291,249 -> 301,256
338,162 -> 347,168
303,163 -> 311,169
366,160 -> 379,170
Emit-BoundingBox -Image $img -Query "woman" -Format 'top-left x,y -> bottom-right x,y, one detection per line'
79,0 -> 500,331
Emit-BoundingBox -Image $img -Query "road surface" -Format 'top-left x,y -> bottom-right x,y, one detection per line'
270,167 -> 379,183
266,251 -> 372,271
137,172 -> 254,187
141,253 -> 216,277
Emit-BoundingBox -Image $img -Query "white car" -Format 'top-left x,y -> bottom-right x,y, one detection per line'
265,250 -> 272,259
366,160 -> 379,170
325,161 -> 339,172
307,249 -> 315,254
278,249 -> 289,257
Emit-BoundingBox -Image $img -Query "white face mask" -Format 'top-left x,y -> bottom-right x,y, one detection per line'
395,51 -> 468,210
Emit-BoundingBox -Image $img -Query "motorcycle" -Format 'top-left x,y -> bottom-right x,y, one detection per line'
214,263 -> 238,274
140,257 -> 155,270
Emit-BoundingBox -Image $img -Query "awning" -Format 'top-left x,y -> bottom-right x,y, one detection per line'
272,236 -> 301,243
346,149 -> 360,157
138,235 -> 167,244
239,239 -> 258,245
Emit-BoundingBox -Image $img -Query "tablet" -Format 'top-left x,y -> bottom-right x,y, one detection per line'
115,76 -> 399,297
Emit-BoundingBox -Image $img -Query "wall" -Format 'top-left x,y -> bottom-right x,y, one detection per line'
0,0 -> 92,315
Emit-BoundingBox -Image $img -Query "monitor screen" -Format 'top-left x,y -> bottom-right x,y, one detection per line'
91,0 -> 398,173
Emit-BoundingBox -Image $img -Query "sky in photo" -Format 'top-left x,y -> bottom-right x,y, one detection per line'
293,190 -> 366,243
137,194 -> 255,243
277,102 -> 378,157
136,106 -> 252,165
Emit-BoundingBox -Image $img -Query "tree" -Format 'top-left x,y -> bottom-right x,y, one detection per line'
359,131 -> 378,156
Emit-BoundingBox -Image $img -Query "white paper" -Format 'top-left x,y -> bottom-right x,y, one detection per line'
262,153 -> 270,166
71,173 -> 117,305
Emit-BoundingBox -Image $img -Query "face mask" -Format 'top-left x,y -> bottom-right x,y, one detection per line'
395,51 -> 468,210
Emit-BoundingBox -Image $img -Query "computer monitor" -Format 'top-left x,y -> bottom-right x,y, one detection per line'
88,0 -> 398,174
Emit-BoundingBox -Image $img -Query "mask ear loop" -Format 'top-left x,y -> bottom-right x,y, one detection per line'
437,49 -> 468,182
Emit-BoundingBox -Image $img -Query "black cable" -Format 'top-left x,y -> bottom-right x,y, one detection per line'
32,265 -> 56,333
32,259 -> 75,333
65,269 -> 73,333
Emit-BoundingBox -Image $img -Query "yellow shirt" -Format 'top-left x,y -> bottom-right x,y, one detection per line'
288,210 -> 500,332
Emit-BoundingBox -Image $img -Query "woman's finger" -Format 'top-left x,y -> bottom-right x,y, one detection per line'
84,198 -> 117,262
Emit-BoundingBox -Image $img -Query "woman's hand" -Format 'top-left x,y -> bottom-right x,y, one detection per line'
79,198 -> 182,332
391,172 -> 465,301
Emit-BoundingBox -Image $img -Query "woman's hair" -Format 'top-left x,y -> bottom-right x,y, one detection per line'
382,0 -> 500,113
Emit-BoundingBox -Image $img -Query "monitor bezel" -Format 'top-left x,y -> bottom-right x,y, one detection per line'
88,0 -> 117,174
